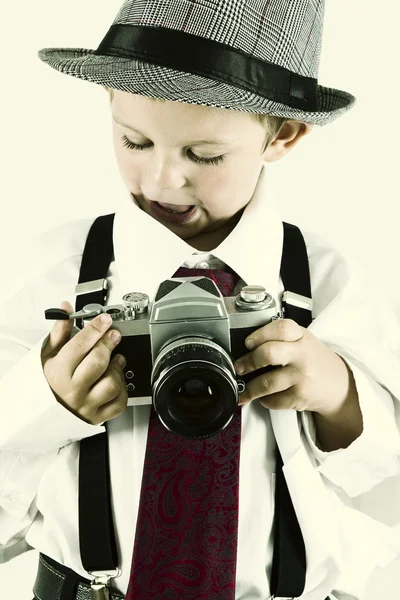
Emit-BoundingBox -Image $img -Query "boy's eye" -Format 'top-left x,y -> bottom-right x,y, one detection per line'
121,135 -> 225,166
187,149 -> 225,166
121,136 -> 152,151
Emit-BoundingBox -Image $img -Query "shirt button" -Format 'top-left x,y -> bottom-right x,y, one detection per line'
195,261 -> 210,269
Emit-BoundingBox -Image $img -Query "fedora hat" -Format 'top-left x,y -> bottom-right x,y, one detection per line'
38,0 -> 355,125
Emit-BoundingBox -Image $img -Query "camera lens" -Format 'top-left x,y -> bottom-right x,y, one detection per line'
184,378 -> 206,395
152,337 -> 238,439
169,377 -> 222,426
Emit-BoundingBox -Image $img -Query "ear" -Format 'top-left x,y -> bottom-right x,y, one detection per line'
262,121 -> 313,163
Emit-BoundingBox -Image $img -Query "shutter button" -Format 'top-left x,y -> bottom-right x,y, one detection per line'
240,285 -> 268,303
235,285 -> 274,311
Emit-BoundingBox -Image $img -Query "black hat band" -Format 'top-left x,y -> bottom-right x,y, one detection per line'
95,24 -> 318,111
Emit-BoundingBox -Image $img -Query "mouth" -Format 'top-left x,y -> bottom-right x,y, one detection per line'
156,202 -> 194,214
148,200 -> 198,225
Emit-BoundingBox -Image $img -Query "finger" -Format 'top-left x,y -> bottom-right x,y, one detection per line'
42,301 -> 74,360
258,387 -> 307,412
58,313 -> 115,375
95,388 -> 129,424
87,356 -> 128,424
72,329 -> 123,389
244,318 -> 304,350
235,340 -> 298,376
238,365 -> 300,405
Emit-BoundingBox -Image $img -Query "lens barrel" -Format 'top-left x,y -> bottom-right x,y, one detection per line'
152,337 -> 238,438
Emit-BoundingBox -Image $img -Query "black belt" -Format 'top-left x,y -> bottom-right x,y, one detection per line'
33,554 -> 124,600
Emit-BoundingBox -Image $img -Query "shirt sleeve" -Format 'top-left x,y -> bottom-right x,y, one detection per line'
301,359 -> 400,496
0,334 -> 104,453
0,450 -> 50,561
299,232 -> 400,496
0,220 -> 104,451
0,219 -> 103,558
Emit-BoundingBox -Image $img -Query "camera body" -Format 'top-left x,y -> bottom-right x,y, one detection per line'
46,277 -> 278,438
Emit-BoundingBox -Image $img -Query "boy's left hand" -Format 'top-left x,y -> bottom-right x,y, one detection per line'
235,318 -> 357,417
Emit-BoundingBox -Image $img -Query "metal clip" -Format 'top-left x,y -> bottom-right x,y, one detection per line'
281,291 -> 313,311
90,569 -> 120,600
75,278 -> 109,296
91,579 -> 110,600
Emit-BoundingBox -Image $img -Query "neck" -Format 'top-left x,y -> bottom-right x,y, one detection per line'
186,210 -> 244,251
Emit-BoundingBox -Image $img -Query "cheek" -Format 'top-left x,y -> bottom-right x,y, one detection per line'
202,160 -> 262,212
113,131 -> 134,178
114,146 -> 139,187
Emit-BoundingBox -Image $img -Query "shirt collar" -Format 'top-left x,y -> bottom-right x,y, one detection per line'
113,164 -> 283,301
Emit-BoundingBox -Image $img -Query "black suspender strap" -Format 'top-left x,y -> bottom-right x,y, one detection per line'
76,214 -> 115,306
76,214 -> 118,574
78,433 -> 118,573
75,214 -> 116,328
271,221 -> 313,598
76,214 -> 313,597
280,221 -> 313,328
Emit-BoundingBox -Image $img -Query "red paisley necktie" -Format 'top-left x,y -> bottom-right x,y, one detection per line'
126,267 -> 242,600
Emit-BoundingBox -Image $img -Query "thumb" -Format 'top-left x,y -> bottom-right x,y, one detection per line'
42,300 -> 74,360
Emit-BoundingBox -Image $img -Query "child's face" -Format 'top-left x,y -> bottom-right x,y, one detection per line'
111,92 -> 271,249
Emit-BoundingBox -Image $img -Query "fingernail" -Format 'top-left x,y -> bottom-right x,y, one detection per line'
110,330 -> 121,343
117,355 -> 127,367
245,337 -> 255,350
100,313 -> 112,326
235,361 -> 245,375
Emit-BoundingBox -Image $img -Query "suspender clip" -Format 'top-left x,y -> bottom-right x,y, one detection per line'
282,291 -> 313,311
76,278 -> 109,296
89,568 -> 121,600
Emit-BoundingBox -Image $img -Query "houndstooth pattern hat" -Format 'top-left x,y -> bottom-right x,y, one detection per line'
38,0 -> 355,125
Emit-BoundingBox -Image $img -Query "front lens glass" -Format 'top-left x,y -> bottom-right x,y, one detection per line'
169,376 -> 222,426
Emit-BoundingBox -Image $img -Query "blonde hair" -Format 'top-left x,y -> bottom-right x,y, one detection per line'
253,113 -> 287,151
108,88 -> 287,151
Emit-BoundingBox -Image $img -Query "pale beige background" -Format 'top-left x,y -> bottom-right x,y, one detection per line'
0,1 -> 399,598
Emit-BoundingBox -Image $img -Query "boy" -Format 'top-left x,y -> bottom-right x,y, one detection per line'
1,1 -> 400,599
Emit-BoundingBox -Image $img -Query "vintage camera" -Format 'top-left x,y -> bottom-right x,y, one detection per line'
45,277 -> 278,439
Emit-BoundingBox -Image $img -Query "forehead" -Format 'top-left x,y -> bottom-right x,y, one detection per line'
111,91 -> 263,142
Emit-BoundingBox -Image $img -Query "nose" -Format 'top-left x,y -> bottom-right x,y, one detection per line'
143,149 -> 187,197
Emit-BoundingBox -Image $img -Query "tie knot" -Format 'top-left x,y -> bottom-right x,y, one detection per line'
173,266 -> 241,297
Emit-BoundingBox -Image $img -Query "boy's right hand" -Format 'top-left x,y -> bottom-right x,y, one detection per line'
41,301 -> 128,425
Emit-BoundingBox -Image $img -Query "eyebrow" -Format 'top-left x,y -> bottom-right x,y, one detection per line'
112,114 -> 235,147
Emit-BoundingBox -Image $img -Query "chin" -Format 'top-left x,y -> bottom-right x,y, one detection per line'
166,221 -> 202,237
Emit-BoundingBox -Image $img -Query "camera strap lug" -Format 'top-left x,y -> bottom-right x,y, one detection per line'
272,310 -> 285,320
237,379 -> 246,393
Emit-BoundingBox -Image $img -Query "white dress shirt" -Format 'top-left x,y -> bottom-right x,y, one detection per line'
1,165 -> 400,599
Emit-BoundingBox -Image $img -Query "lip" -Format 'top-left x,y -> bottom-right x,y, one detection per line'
148,200 -> 198,225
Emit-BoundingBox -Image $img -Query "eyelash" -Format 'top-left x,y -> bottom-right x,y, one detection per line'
121,135 -> 225,166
